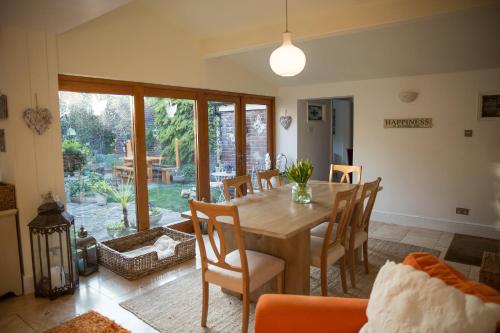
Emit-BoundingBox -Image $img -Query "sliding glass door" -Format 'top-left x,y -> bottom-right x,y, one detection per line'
143,96 -> 197,225
59,75 -> 274,235
59,91 -> 137,241
207,96 -> 242,202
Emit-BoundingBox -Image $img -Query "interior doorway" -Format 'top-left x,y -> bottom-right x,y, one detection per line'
331,97 -> 354,181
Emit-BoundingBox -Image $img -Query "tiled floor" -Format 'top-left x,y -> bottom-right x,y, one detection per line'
0,222 -> 481,333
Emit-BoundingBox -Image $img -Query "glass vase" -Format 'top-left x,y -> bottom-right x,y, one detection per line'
292,182 -> 312,204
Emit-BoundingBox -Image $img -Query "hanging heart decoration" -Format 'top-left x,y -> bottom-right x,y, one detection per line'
280,115 -> 292,129
23,94 -> 52,135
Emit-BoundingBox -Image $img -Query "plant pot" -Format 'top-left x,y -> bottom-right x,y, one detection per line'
149,213 -> 163,225
292,182 -> 312,204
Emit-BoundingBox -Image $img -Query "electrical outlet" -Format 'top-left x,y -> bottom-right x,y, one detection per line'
464,130 -> 473,137
456,207 -> 469,215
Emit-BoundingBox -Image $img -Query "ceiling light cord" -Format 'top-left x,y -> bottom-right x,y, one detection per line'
285,0 -> 288,32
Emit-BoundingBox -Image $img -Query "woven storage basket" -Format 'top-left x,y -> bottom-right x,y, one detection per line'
98,227 -> 195,280
0,182 -> 16,211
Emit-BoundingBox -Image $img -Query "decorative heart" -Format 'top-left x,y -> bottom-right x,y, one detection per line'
23,107 -> 52,135
280,115 -> 292,129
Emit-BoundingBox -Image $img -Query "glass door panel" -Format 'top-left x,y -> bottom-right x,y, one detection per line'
245,103 -> 269,189
143,97 -> 197,226
59,91 -> 136,242
208,100 -> 237,202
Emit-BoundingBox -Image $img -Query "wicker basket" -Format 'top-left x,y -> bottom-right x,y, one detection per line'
0,182 -> 16,211
98,227 -> 195,280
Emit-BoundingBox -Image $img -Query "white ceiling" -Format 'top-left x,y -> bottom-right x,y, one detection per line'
216,3 -> 500,86
0,0 -> 132,33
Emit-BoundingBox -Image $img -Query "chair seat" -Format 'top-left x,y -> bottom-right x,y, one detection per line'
310,236 -> 345,267
205,250 -> 285,293
311,222 -> 368,249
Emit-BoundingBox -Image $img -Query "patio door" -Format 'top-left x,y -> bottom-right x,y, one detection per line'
206,95 -> 243,202
242,97 -> 274,189
142,90 -> 198,227
59,91 -> 138,242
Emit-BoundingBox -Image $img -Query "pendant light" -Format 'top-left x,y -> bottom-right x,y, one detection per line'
269,0 -> 306,77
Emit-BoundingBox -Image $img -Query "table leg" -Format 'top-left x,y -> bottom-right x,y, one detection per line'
221,224 -> 311,295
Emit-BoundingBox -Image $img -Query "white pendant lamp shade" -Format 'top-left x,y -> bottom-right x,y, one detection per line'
270,32 -> 306,77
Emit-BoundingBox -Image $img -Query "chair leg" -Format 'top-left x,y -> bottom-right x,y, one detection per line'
276,270 -> 285,294
363,241 -> 369,274
349,247 -> 357,289
320,264 -> 328,296
339,257 -> 348,294
201,281 -> 209,327
242,291 -> 250,333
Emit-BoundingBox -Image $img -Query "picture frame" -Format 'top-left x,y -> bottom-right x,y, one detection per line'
478,92 -> 500,121
307,103 -> 325,122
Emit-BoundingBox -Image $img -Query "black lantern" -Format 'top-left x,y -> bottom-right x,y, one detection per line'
76,226 -> 98,276
28,193 -> 78,299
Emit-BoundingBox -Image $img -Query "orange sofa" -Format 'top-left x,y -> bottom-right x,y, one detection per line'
255,253 -> 500,333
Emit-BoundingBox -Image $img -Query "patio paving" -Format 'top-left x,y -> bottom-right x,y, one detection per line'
66,201 -> 187,242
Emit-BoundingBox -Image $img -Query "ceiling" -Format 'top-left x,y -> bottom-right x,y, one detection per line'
216,2 -> 500,86
0,0 -> 132,33
137,0 -> 497,57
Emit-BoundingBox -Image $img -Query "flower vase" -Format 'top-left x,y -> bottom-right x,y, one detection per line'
292,182 -> 312,204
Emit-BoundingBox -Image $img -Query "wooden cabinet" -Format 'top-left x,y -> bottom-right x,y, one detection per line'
0,209 -> 23,296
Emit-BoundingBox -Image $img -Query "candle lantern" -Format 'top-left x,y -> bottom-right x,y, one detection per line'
76,226 -> 98,276
28,193 -> 78,299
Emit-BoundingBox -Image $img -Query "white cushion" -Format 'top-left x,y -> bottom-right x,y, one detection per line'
311,222 -> 367,249
310,236 -> 345,267
205,250 -> 284,293
363,261 -> 500,333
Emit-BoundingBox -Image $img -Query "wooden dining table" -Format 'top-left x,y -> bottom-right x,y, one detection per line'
181,180 -> 381,295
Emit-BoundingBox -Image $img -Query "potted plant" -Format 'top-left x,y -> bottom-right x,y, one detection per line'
62,139 -> 89,175
149,206 -> 163,224
96,177 -> 135,229
284,160 -> 314,204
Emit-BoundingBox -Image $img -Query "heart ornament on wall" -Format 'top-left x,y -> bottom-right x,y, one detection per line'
280,110 -> 292,130
23,94 -> 52,135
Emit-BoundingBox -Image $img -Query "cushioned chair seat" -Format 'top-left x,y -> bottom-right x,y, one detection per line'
205,250 -> 285,293
311,222 -> 368,249
310,236 -> 345,267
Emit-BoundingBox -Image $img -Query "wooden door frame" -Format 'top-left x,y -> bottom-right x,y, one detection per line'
58,74 -> 275,229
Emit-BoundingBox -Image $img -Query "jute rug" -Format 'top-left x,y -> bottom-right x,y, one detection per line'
120,239 -> 439,333
44,311 -> 130,333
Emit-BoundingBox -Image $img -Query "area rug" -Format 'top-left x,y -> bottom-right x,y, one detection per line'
43,310 -> 130,333
445,233 -> 499,266
120,238 -> 439,333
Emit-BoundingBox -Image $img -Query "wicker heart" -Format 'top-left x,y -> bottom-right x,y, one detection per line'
280,115 -> 292,129
23,107 -> 52,135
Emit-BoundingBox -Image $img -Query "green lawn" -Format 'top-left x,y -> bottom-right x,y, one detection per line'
147,183 -> 224,212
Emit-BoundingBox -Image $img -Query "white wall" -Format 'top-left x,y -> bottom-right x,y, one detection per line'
276,69 -> 500,238
332,99 -> 353,165
0,25 -> 65,293
57,1 -> 277,96
297,99 -> 332,181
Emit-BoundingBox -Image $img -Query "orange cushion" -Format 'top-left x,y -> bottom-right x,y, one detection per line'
404,252 -> 500,304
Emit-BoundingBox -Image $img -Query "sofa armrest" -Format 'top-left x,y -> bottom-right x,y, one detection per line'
255,294 -> 369,333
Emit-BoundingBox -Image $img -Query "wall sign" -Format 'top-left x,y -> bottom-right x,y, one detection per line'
384,118 -> 432,128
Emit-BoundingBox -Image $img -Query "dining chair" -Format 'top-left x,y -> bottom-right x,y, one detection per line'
256,169 -> 281,192
329,164 -> 362,184
222,175 -> 254,201
310,186 -> 359,296
189,199 -> 285,333
311,178 -> 381,288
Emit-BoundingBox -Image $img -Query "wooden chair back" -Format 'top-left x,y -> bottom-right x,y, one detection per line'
222,175 -> 254,201
256,169 -> 281,192
356,177 -> 381,232
321,186 -> 359,259
188,199 -> 249,280
329,164 -> 362,184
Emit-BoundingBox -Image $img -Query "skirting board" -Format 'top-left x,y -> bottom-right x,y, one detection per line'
372,210 -> 500,240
